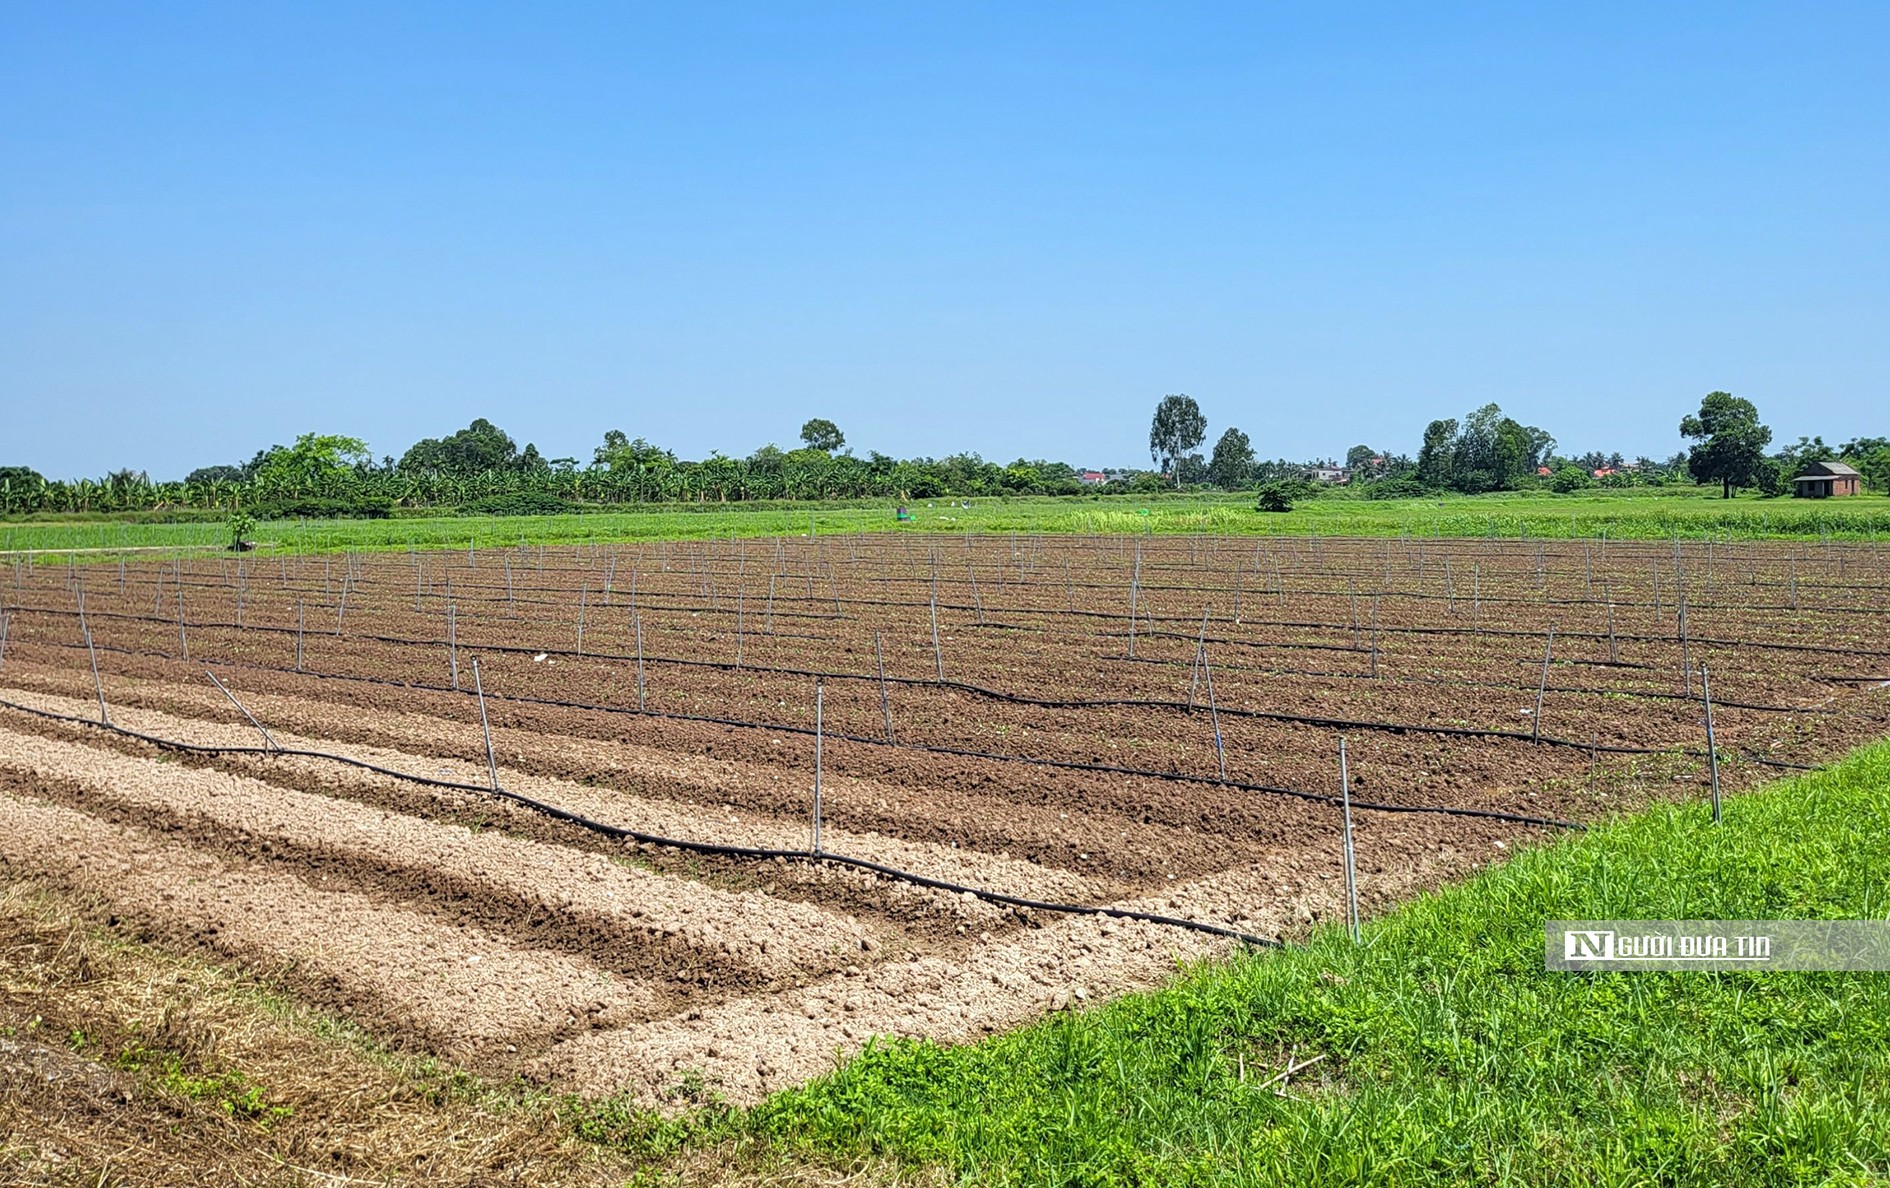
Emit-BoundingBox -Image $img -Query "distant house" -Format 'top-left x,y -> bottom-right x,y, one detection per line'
1077,470 -> 1109,485
1309,466 -> 1350,484
1593,467 -> 1618,479
1537,466 -> 1552,477
1792,460 -> 1862,498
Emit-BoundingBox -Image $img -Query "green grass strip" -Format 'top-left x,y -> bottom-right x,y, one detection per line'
5,489 -> 1890,558
746,738 -> 1890,1187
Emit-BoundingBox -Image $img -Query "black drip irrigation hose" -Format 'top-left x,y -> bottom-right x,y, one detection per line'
13,598 -> 1879,715
96,547 -> 1890,629
5,626 -> 1815,803
3,638 -> 1624,823
3,612 -> 1834,770
0,696 -> 1280,949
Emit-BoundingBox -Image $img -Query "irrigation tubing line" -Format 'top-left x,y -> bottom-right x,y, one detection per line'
82,567 -> 1890,651
4,631 -> 1820,785
22,591 -> 1890,677
3,603 -> 1840,724
0,648 -> 1602,828
90,542 -> 1890,610
0,695 -> 1280,950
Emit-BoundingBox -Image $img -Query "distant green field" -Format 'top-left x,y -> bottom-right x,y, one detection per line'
652,735 -> 1890,1187
3,488 -> 1889,558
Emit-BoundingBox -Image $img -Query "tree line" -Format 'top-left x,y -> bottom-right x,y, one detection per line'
2,393 -> 1882,519
0,418 -> 1151,517
1147,391 -> 1889,502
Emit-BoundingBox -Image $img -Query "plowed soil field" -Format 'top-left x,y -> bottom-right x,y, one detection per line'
3,532 -> 1887,1106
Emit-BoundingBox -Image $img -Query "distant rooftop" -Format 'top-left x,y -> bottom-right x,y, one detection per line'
1794,460 -> 1860,478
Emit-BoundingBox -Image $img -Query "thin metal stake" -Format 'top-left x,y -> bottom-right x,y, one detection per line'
1130,542 -> 1142,657
79,592 -> 110,726
473,658 -> 501,793
1204,646 -> 1226,781
295,601 -> 305,672
448,601 -> 459,690
876,630 -> 894,742
812,681 -> 824,854
1339,738 -> 1360,945
1532,627 -> 1556,743
1186,605 -> 1210,707
1702,664 -> 1722,825
1369,595 -> 1380,678
930,585 -> 944,681
1678,595 -> 1691,697
206,670 -> 278,751
634,610 -> 647,710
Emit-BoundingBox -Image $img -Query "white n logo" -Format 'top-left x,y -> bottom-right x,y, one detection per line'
1565,930 -> 1613,960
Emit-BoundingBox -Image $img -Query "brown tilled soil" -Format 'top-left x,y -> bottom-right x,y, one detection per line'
3,534 -> 1888,1113
0,877 -> 640,1187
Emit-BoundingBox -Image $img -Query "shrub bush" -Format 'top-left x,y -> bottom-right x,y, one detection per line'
1255,482 -> 1296,512
253,498 -> 393,520
458,491 -> 576,517
1363,476 -> 1431,501
1550,465 -> 1592,493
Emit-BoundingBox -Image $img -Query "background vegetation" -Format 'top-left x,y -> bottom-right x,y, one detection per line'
4,393 -> 1884,522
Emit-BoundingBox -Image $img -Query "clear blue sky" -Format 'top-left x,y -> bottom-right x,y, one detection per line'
4,2 -> 1886,480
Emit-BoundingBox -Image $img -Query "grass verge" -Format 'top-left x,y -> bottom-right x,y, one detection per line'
729,738 -> 1890,1187
4,488 -> 1890,557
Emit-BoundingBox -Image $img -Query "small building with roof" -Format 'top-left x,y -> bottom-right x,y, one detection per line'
1791,460 -> 1861,498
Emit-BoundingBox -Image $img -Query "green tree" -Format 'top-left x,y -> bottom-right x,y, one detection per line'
1754,457 -> 1791,497
400,418 -> 539,475
1680,392 -> 1772,498
1449,404 -> 1554,494
1149,394 -> 1206,488
1416,419 -> 1457,488
1207,428 -> 1256,488
800,418 -> 845,453
1777,435 -> 1835,475
255,434 -> 370,495
186,464 -> 247,485
1853,446 -> 1890,494
1344,444 -> 1378,472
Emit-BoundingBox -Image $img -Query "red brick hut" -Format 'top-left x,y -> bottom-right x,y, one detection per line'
1791,460 -> 1862,498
